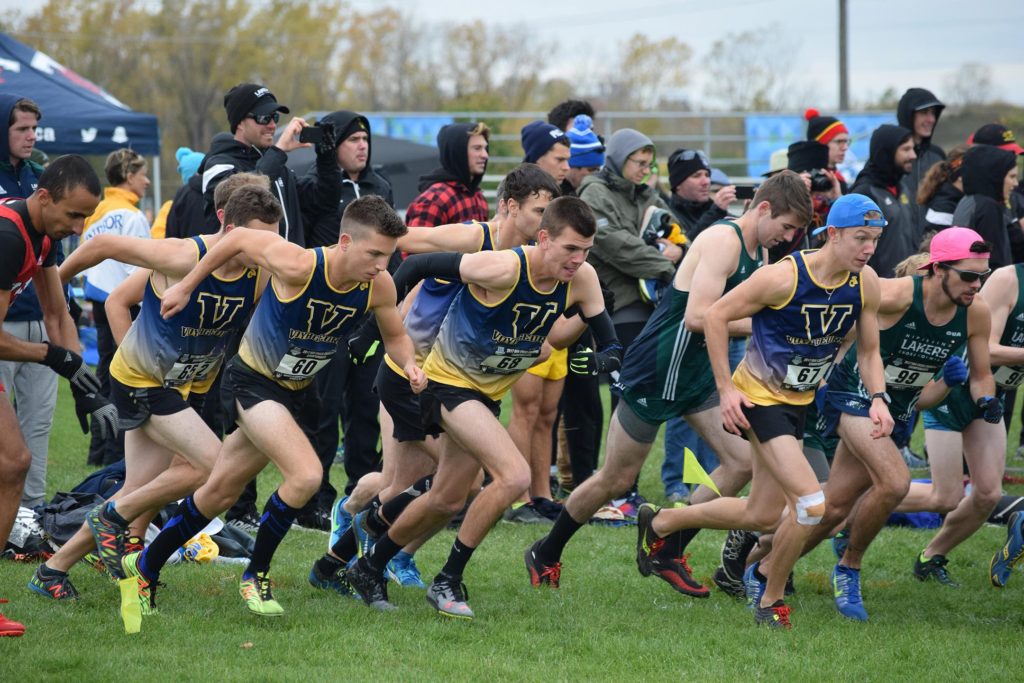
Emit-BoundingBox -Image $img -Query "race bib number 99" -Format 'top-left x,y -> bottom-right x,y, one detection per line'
781,357 -> 831,392
164,353 -> 219,388
274,347 -> 334,381
993,365 -> 1024,389
884,364 -> 932,388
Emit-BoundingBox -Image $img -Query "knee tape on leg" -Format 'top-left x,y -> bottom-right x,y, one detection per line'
796,490 -> 826,526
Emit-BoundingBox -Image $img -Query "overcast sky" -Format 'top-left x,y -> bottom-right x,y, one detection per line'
354,0 -> 1024,109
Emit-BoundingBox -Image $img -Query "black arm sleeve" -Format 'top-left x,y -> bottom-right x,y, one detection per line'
391,252 -> 464,304
582,309 -> 618,350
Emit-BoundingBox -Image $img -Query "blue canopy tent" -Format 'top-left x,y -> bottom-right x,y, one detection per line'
0,32 -> 161,201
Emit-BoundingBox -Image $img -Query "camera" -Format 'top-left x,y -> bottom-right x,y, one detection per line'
808,169 -> 833,193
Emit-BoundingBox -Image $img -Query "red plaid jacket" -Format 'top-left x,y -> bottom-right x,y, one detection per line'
405,181 -> 489,227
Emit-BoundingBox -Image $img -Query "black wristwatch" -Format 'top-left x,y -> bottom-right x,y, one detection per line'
870,391 -> 892,405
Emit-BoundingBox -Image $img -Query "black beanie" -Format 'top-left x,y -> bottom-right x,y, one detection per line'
805,108 -> 848,145
668,148 -> 710,191
787,140 -> 830,173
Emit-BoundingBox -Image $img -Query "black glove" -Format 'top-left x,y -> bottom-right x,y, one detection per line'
315,121 -> 337,158
569,343 -> 623,376
71,387 -> 119,439
977,396 -> 1004,424
41,342 -> 101,394
347,320 -> 382,365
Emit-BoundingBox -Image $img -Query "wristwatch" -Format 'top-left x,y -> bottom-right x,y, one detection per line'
870,391 -> 892,405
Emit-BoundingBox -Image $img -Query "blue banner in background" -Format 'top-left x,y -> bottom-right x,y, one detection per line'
745,114 -> 893,178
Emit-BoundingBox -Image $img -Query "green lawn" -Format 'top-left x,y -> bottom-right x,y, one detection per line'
1,385 -> 1023,681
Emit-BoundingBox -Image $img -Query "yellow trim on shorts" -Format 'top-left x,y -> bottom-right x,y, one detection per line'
526,347 -> 569,380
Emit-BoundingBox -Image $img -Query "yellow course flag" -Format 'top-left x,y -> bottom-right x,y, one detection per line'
682,447 -> 720,496
119,578 -> 142,634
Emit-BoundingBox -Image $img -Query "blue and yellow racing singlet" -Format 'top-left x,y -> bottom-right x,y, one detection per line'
110,236 -> 259,396
732,250 -> 862,406
238,247 -> 372,390
421,246 -> 569,401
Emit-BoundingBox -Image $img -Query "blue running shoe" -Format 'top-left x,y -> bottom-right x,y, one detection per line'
352,511 -> 377,558
991,510 -> 1024,588
387,551 -> 426,588
308,561 -> 355,598
329,496 -> 352,550
832,528 -> 850,562
743,561 -> 766,610
832,564 -> 868,621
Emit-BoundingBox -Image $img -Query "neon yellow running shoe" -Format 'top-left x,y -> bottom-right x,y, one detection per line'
121,551 -> 157,616
239,572 -> 283,617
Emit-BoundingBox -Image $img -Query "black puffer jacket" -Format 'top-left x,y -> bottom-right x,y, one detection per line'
298,111 -> 394,247
952,145 -> 1016,269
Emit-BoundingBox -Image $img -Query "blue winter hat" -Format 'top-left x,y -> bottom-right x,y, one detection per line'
567,115 -> 605,168
521,120 -> 569,163
175,146 -> 204,184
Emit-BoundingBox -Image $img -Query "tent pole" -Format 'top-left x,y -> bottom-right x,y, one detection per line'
152,155 -> 162,209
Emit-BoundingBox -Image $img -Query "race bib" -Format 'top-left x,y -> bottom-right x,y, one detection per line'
163,353 -> 219,388
884,364 -> 932,388
781,357 -> 832,392
480,351 -> 536,375
994,365 -> 1024,389
273,348 -> 334,381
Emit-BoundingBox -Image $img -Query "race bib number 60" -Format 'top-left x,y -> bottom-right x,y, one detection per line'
274,348 -> 334,381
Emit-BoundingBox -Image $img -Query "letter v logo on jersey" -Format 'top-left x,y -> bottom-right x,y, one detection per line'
196,293 -> 246,330
799,304 -> 854,339
305,299 -> 358,336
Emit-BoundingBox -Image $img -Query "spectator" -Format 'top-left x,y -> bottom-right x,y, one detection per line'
775,140 -> 842,257
850,124 -> 917,277
203,83 -> 308,245
547,99 -> 596,133
666,148 -> 737,241
917,146 -> 966,235
521,120 -> 570,188
405,122 -> 489,227
579,128 -> 678,359
81,148 -> 152,466
805,108 -> 851,192
969,123 -> 1024,261
150,147 -> 204,239
0,94 -> 55,508
564,114 -> 604,196
166,134 -> 234,239
952,144 -> 1017,270
897,88 -> 946,229
295,110 -> 396,528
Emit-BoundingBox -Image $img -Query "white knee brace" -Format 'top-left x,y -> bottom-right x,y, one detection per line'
796,490 -> 826,525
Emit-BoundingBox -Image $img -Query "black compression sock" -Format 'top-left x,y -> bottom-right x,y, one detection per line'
315,553 -> 344,577
329,527 -> 358,564
375,475 -> 432,531
245,490 -> 301,578
364,532 -> 403,574
139,495 -> 210,580
538,509 -> 584,563
439,537 -> 476,580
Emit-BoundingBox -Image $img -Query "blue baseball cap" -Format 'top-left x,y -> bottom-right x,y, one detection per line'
811,193 -> 887,236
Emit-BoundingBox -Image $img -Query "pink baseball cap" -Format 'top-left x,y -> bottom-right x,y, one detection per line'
919,226 -> 990,269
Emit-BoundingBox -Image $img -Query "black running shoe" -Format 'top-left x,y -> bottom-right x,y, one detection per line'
345,559 -> 396,611
913,553 -> 960,588
636,503 -> 662,577
426,573 -> 474,619
85,504 -> 128,580
524,540 -> 561,588
754,599 -> 792,629
712,565 -> 746,600
27,566 -> 80,601
720,529 -> 758,581
650,553 -> 710,598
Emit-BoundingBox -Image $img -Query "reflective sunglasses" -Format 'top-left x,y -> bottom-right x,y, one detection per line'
675,149 -> 709,166
939,263 -> 991,283
248,111 -> 280,125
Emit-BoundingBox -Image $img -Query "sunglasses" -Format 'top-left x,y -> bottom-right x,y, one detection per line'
939,263 -> 991,283
248,111 -> 280,126
675,149 -> 710,165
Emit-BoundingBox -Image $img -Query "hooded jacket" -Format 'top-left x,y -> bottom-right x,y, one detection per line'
578,129 -> 675,319
201,133 -> 304,246
898,88 -> 946,229
922,180 -> 963,234
405,123 -> 488,227
165,133 -> 235,239
298,111 -> 394,247
0,94 -> 48,321
668,194 -> 727,240
851,124 -> 917,277
952,145 -> 1016,269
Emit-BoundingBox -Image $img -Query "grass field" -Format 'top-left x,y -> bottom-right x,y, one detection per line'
1,385 -> 1023,682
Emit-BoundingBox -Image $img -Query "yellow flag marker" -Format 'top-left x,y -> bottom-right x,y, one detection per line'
119,578 -> 142,634
682,447 -> 720,496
